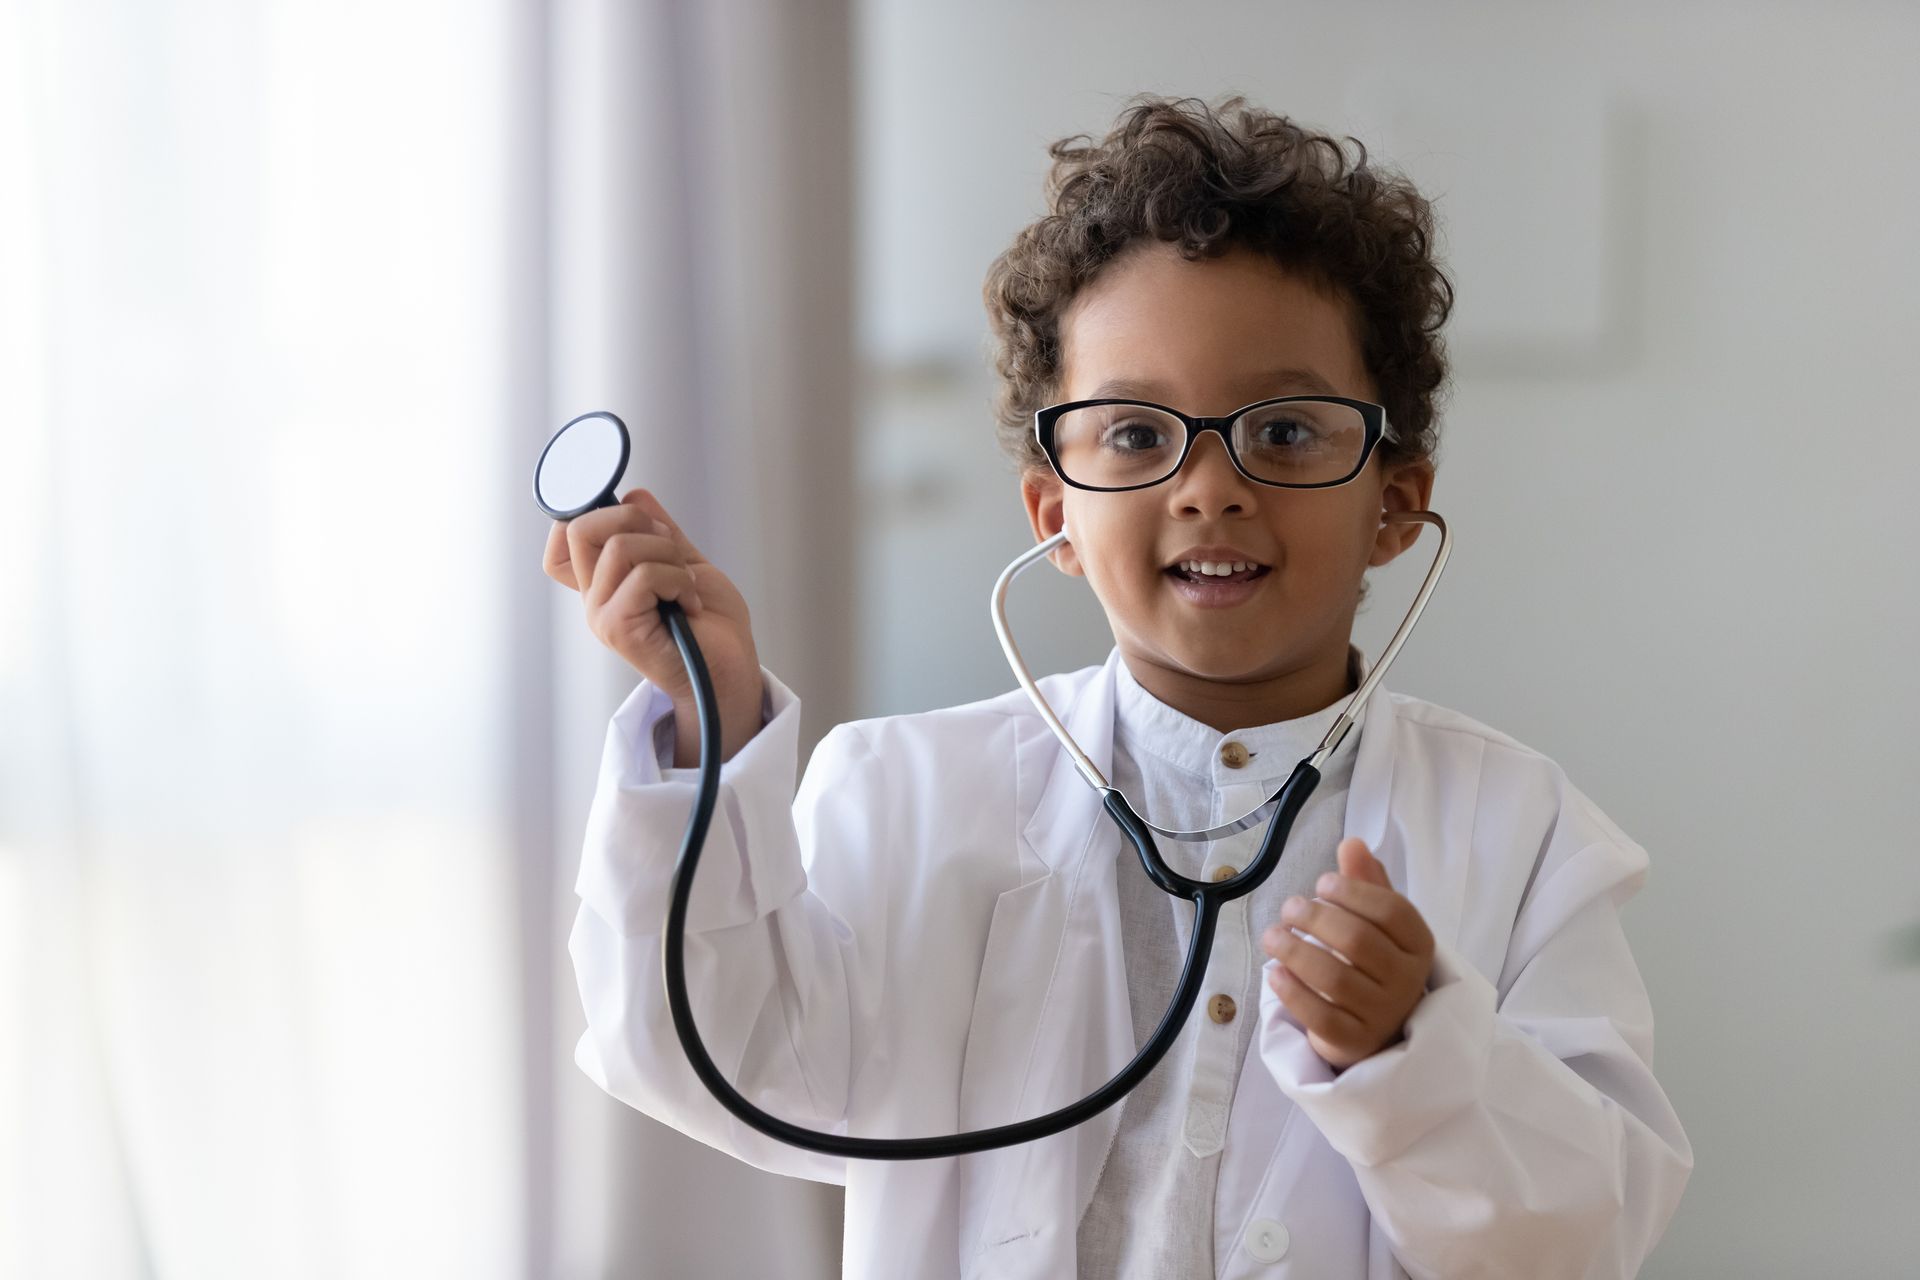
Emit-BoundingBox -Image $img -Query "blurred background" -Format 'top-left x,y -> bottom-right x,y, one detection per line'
3,0 -> 1915,1275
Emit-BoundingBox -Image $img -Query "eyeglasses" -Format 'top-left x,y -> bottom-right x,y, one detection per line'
1034,395 -> 1395,492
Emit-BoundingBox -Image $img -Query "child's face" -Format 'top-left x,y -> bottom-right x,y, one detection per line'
1022,241 -> 1434,709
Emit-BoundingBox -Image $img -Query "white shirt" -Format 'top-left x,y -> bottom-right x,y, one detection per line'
1078,649 -> 1361,1277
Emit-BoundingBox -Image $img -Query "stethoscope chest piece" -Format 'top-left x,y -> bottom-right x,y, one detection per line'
533,411 -> 631,520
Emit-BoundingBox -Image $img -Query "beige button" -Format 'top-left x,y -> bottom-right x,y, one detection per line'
1208,994 -> 1237,1024
1211,864 -> 1238,883
1219,741 -> 1251,768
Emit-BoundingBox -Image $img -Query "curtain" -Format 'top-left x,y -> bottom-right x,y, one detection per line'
543,0 -> 851,1275
0,0 -> 851,1276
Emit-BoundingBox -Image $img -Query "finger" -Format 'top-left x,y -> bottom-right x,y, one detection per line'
1268,961 -> 1370,1050
544,520 -> 579,590
619,489 -> 711,566
563,501 -> 675,601
1313,870 -> 1435,959
596,562 -> 705,658
563,509 -> 626,599
1339,836 -> 1393,890
1269,896 -> 1400,984
582,531 -> 686,611
1264,923 -> 1391,1020
589,549 -> 701,620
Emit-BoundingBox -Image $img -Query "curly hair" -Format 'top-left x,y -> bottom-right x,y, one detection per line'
982,94 -> 1453,475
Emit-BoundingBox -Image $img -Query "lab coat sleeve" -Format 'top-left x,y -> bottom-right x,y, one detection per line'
1256,834 -> 1693,1279
567,668 -> 879,1186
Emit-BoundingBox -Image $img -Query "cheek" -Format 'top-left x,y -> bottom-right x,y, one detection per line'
1063,501 -> 1157,592
1283,505 -> 1376,576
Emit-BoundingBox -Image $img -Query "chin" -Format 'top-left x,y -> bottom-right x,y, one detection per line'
1158,637 -> 1276,683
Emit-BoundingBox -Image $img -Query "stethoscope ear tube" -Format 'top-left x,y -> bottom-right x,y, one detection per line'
658,600 -> 1298,1160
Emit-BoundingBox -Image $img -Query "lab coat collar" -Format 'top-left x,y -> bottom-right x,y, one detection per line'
959,645 -> 1398,1275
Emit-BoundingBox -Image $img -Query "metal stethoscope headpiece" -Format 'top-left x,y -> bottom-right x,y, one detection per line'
992,511 -> 1451,841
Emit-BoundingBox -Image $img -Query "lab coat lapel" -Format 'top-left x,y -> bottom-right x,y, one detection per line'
956,650 -> 1132,1278
1342,669 -> 1399,872
1341,678 -> 1482,954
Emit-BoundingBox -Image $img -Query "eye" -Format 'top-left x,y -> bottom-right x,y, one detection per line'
1100,419 -> 1170,452
1252,416 -> 1322,450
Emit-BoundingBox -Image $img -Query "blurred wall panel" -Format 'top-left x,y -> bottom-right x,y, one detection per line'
854,2 -> 1920,1273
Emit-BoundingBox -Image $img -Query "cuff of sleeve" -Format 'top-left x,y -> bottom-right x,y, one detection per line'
1257,939 -> 1496,1167
574,667 -> 805,936
650,679 -> 778,775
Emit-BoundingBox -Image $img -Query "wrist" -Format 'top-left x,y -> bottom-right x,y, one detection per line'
669,673 -> 767,768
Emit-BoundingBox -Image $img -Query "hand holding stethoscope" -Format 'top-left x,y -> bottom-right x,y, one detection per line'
536,412 -> 767,769
535,409 -> 1450,1162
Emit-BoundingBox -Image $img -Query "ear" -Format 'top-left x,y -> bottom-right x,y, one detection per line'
1020,469 -> 1085,576
1367,458 -> 1437,568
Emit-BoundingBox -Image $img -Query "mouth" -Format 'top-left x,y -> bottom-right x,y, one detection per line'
1165,558 -> 1270,585
1162,558 -> 1272,607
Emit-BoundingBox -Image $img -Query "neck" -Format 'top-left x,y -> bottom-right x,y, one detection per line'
1121,643 -> 1356,733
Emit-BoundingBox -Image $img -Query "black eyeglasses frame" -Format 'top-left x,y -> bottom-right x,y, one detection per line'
1033,395 -> 1395,493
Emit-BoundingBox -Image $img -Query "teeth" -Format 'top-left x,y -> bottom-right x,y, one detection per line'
1178,560 -> 1260,577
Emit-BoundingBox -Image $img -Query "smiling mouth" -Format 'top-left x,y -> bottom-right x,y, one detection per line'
1165,560 -> 1271,585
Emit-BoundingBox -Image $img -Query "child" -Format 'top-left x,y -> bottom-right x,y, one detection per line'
546,94 -> 1691,1279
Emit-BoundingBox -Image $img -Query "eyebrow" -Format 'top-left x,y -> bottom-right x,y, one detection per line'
1084,368 -> 1342,402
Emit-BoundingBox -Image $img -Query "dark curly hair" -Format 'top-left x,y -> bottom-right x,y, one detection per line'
983,94 -> 1453,475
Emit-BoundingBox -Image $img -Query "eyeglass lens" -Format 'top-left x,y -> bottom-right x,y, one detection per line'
1051,400 -> 1368,488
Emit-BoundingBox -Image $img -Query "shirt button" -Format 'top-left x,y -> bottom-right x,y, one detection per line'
1211,863 -> 1238,883
1244,1219 -> 1290,1263
1208,994 -> 1237,1024
1219,741 -> 1251,768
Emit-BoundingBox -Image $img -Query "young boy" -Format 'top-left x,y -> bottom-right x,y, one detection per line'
545,95 -> 1691,1279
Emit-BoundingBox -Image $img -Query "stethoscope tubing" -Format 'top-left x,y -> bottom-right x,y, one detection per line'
658,597 -> 1303,1159
650,511 -> 1447,1160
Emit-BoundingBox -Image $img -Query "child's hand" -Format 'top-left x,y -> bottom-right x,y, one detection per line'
1260,837 -> 1436,1072
543,488 -> 765,766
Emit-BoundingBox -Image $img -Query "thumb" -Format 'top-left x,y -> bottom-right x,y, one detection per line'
1338,836 -> 1392,890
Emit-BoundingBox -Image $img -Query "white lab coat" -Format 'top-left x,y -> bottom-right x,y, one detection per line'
569,647 -> 1692,1279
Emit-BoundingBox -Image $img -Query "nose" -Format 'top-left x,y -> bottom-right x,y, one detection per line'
1166,428 -> 1255,519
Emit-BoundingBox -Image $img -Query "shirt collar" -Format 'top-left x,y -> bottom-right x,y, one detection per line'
1111,644 -> 1368,785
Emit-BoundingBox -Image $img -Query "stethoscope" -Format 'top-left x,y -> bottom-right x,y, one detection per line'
535,408 -> 1451,1161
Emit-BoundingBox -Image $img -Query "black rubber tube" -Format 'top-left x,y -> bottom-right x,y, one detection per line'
656,600 -> 1321,1160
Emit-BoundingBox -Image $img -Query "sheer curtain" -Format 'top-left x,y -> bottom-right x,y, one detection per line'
544,0 -> 850,1275
0,2 -> 526,1275
0,0 -> 850,1276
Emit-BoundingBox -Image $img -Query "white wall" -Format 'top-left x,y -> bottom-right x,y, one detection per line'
853,2 -> 1920,1272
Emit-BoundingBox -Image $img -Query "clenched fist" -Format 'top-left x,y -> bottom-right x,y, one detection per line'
543,488 -> 765,767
